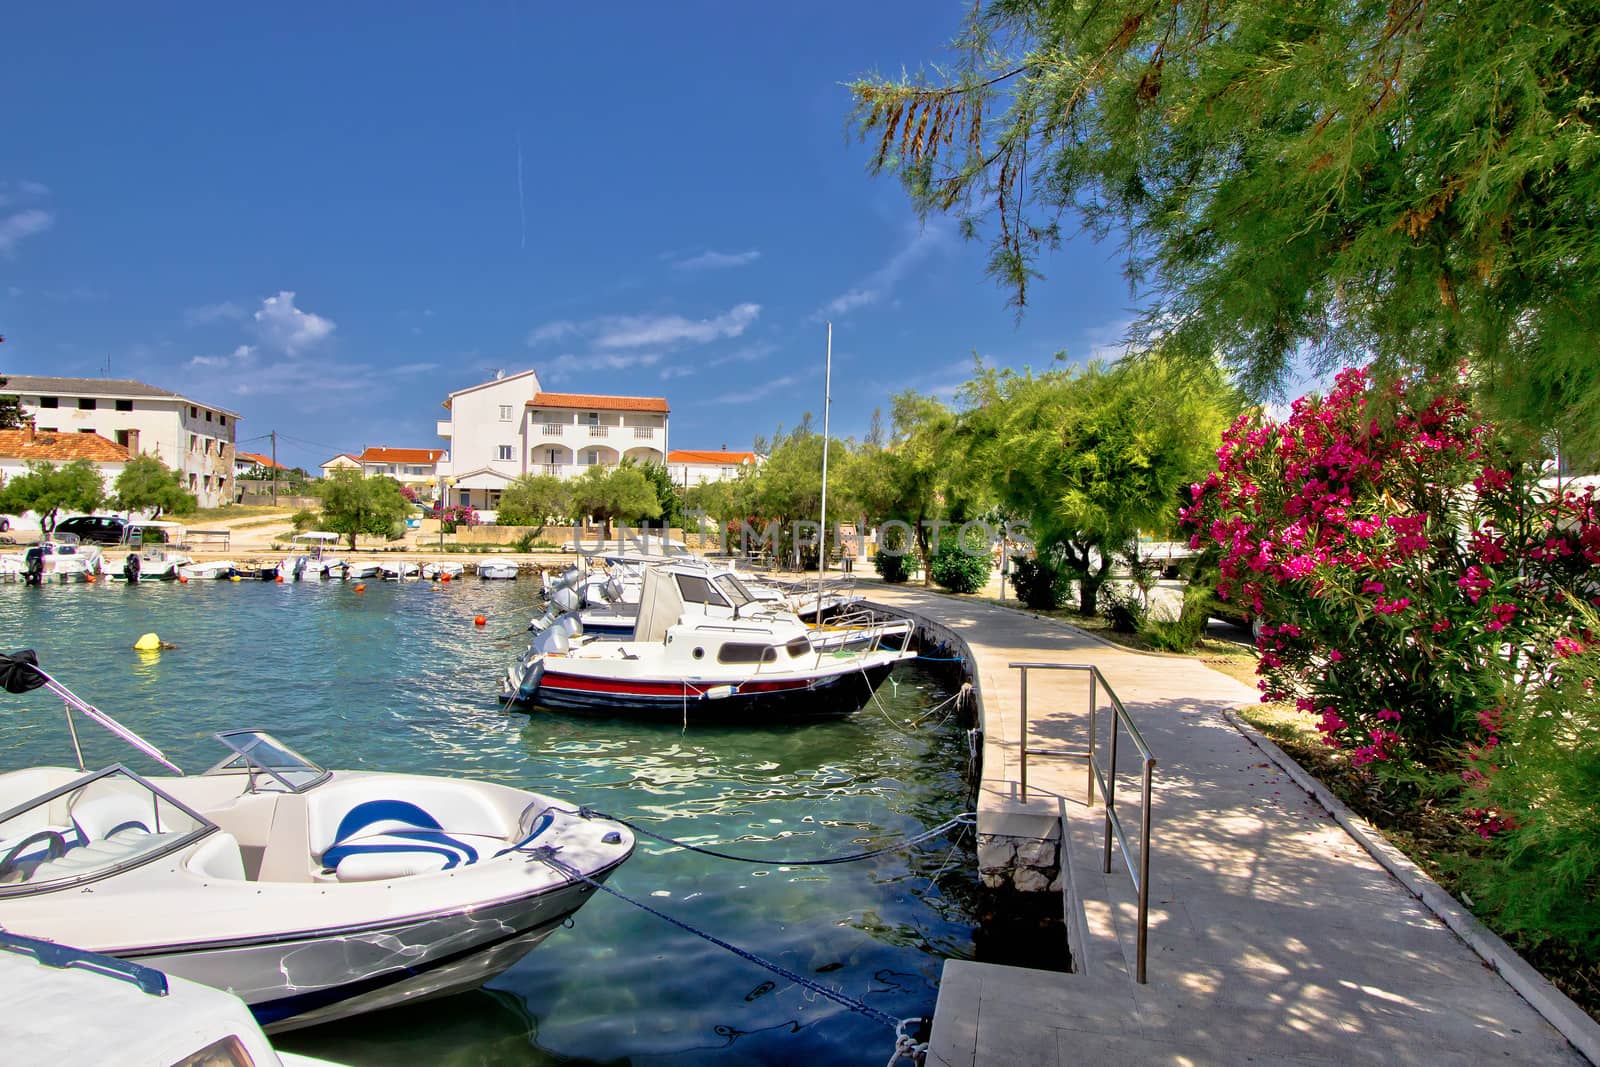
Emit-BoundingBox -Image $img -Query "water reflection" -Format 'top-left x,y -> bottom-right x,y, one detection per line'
0,580 -> 978,1066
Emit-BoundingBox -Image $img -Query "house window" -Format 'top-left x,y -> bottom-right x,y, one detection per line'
188,473 -> 198,490
189,405 -> 197,418
189,434 -> 197,452
115,430 -> 130,448
499,405 -> 513,422
205,410 -> 213,422
79,428 -> 95,434
497,445 -> 513,461
581,449 -> 601,466
115,399 -> 133,412
39,396 -> 58,408
584,411 -> 599,425
459,490 -> 470,508
78,397 -> 96,410
219,414 -> 226,426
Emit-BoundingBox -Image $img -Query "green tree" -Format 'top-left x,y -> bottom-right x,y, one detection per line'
851,1 -> 1600,452
972,358 -> 1237,613
496,474 -> 571,528
0,460 -> 106,535
636,460 -> 681,529
569,465 -> 662,537
315,471 -> 411,550
880,391 -> 960,584
112,453 -> 197,519
0,375 -> 23,430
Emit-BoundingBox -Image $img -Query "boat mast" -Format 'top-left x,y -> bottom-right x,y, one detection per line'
817,323 -> 832,606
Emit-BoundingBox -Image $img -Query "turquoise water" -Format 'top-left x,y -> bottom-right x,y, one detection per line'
0,579 -> 979,1065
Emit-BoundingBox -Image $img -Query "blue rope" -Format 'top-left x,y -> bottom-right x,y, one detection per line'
579,808 -> 976,867
913,654 -> 965,662
528,846 -> 904,1030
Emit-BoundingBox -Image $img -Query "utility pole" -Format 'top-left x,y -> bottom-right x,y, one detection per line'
270,430 -> 279,505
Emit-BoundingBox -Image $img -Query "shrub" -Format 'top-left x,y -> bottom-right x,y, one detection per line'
874,548 -> 916,583
1098,584 -> 1145,633
930,539 -> 991,594
1139,568 -> 1214,651
436,504 -> 478,533
1009,554 -> 1070,610
289,509 -> 318,532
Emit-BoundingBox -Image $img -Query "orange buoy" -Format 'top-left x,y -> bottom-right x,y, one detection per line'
441,573 -> 452,583
275,575 -> 284,583
178,575 -> 189,584
474,615 -> 487,627
86,574 -> 96,583
354,583 -> 367,593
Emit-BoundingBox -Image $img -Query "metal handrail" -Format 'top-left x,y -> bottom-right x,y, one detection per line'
1010,661 -> 1156,983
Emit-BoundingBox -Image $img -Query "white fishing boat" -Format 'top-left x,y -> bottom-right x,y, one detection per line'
290,532 -> 345,581
422,561 -> 464,580
378,560 -> 420,580
477,560 -> 518,580
0,651 -> 635,1033
108,520 -> 193,583
0,932 -> 336,1066
179,559 -> 240,581
3,536 -> 101,584
504,565 -> 914,721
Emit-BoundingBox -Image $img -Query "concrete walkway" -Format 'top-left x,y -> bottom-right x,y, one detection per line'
859,581 -> 1584,1066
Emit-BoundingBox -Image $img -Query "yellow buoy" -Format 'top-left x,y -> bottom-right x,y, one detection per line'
133,633 -> 163,652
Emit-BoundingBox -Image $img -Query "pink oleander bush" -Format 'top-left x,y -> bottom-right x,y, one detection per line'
1181,367 -> 1600,775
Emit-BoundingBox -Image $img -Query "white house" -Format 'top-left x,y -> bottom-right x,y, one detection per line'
234,450 -> 288,478
0,423 -> 129,522
355,446 -> 443,488
437,369 -> 669,511
319,453 -> 360,477
4,375 -> 238,508
667,448 -> 760,487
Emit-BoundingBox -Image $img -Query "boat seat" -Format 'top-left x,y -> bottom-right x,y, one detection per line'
186,831 -> 247,881
307,784 -> 515,883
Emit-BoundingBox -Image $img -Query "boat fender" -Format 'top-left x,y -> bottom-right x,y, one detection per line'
705,685 -> 735,701
518,657 -> 545,698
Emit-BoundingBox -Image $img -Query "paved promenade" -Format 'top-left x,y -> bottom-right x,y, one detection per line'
861,581 -> 1585,1066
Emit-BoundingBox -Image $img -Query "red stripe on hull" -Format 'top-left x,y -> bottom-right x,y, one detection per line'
537,671 -> 815,697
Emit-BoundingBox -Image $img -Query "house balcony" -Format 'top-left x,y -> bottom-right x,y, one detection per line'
436,420 -> 452,438
542,423 -> 564,436
587,425 -> 609,438
632,427 -> 656,440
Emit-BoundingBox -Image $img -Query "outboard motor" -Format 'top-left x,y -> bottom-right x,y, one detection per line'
551,584 -> 581,612
22,546 -> 45,586
122,552 -> 142,583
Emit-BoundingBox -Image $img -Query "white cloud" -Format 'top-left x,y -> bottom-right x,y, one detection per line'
253,290 -> 335,354
659,364 -> 698,380
0,209 -> 54,257
184,301 -> 247,326
526,319 -> 577,346
674,249 -> 761,271
594,303 -> 760,349
392,362 -> 439,375
714,374 -> 801,405
541,350 -> 664,382
817,218 -> 952,320
188,344 -> 256,369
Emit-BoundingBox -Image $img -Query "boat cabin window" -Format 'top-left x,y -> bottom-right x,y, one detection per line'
712,574 -> 755,609
786,637 -> 813,657
0,766 -> 214,897
674,573 -> 728,608
205,730 -> 329,793
717,642 -> 778,664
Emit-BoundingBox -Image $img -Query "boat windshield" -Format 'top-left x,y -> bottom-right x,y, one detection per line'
0,765 -> 214,897
712,573 -> 755,608
205,730 -> 329,793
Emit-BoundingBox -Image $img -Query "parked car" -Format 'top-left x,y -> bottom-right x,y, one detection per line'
52,515 -> 127,545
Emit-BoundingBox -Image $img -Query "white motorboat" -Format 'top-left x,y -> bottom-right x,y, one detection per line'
0,932 -> 336,1066
504,565 -> 914,721
422,561 -> 464,581
379,560 -> 420,580
108,520 -> 193,583
179,559 -> 240,581
4,536 -> 101,584
0,651 -> 635,1033
477,560 -> 518,580
290,532 -> 345,581
344,561 -> 381,580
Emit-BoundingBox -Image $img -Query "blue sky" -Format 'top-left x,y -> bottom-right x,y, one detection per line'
1,3 -> 1137,471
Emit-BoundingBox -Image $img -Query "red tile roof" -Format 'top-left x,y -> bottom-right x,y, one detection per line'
0,429 -> 128,463
528,392 -> 670,414
668,449 -> 757,465
358,447 -> 444,464
236,450 -> 288,470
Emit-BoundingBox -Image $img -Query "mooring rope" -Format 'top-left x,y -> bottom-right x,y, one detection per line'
567,806 -> 976,867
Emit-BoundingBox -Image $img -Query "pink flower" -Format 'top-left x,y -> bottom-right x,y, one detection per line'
1362,579 -> 1386,594
1374,597 -> 1411,616
1485,602 -> 1517,632
1554,636 -> 1586,658
1328,649 -> 1344,662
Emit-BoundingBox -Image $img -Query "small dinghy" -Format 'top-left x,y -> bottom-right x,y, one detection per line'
179,560 -> 239,581
378,560 -> 420,580
477,560 -> 519,580
344,561 -> 381,580
422,561 -> 464,581
0,650 -> 634,1033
